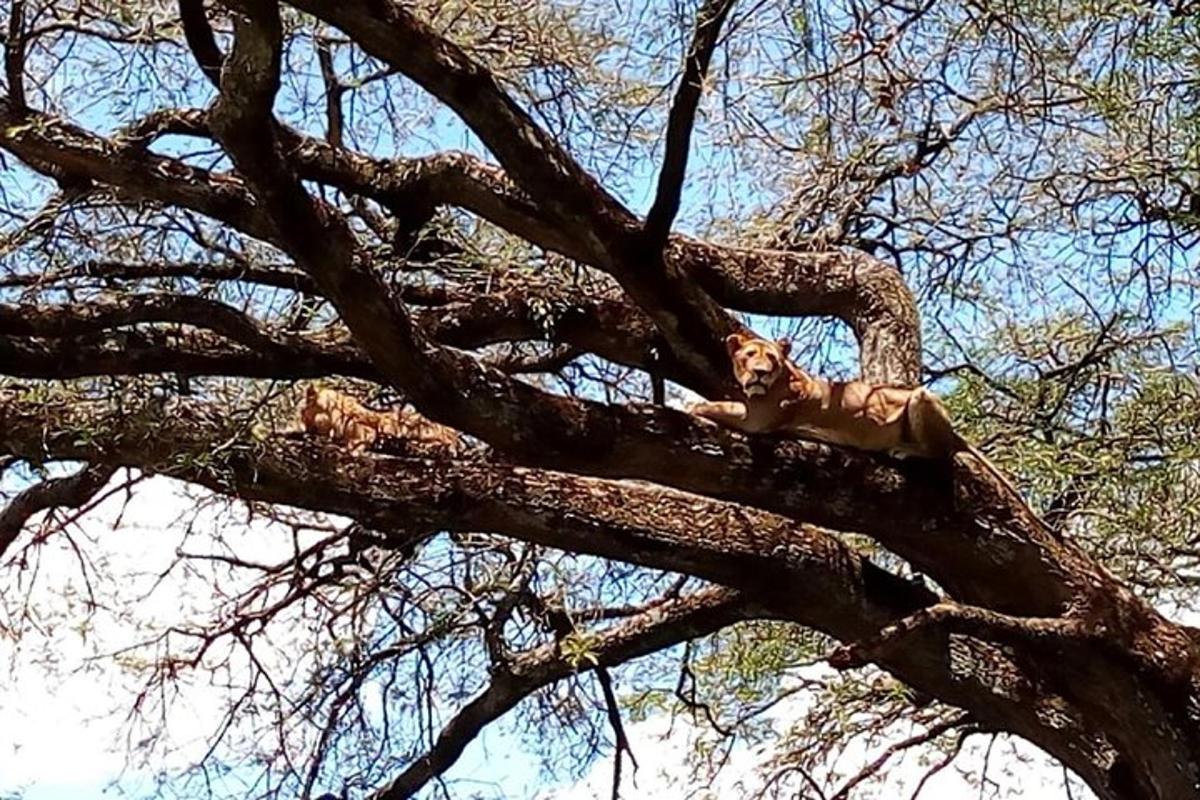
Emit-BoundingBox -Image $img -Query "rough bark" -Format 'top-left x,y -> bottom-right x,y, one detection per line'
0,2 -> 1196,798
4,395 -> 1199,799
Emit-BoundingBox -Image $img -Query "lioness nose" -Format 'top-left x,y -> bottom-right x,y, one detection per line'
752,364 -> 772,376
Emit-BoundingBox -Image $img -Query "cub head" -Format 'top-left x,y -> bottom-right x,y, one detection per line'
725,332 -> 790,397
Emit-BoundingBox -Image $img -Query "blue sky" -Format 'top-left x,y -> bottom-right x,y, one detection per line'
2,3 -> 1196,799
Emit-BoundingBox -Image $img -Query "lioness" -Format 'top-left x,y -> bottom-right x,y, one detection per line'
380,405 -> 463,454
688,333 -> 961,457
690,333 -> 1044,527
299,385 -> 461,454
300,385 -> 382,453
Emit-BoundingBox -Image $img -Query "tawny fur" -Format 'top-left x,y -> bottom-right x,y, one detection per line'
689,333 -> 1047,531
299,385 -> 461,454
379,405 -> 462,453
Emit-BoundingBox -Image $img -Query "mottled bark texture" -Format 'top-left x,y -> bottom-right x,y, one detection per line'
0,2 -> 1197,799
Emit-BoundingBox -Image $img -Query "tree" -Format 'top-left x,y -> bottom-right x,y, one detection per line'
1,1 -> 1199,798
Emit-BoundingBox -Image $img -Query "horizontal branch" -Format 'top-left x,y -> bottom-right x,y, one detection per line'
0,294 -> 334,353
0,281 -> 683,383
0,329 -> 376,381
0,394 -> 931,629
0,259 -> 319,295
0,98 -> 277,244
0,98 -> 918,384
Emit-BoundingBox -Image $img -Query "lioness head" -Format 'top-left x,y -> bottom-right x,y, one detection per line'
726,333 -> 790,397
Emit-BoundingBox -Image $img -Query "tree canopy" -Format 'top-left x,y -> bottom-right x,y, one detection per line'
2,1 -> 1199,799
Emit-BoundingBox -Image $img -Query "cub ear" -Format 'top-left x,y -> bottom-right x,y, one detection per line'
725,332 -> 749,355
775,338 -> 791,357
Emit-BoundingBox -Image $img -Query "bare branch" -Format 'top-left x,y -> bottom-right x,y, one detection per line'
596,664 -> 638,800
0,463 -> 117,557
643,0 -> 738,252
3,0 -> 26,109
830,714 -> 975,800
371,587 -> 744,799
315,38 -> 343,147
179,0 -> 225,87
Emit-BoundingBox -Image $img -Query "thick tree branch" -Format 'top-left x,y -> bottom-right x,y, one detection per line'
4,0 -> 27,110
0,291 -> 680,384
0,259 -> 321,295
275,0 -> 742,394
0,100 -> 919,384
179,0 -> 225,88
0,98 -> 277,244
0,329 -> 378,381
643,0 -> 737,252
0,462 -> 116,557
0,397 -> 930,632
0,294 -> 342,358
0,282 -> 1060,641
2,394 -> 1178,800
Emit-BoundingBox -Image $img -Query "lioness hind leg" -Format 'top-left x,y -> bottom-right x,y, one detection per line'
904,388 -> 960,459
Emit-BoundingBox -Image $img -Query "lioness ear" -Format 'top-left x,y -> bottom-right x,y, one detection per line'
725,332 -> 748,355
775,338 -> 791,357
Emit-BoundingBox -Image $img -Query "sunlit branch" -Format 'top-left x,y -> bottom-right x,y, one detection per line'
643,0 -> 739,252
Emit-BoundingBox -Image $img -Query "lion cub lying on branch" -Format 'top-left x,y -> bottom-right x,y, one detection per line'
299,385 -> 460,454
689,334 -> 1040,524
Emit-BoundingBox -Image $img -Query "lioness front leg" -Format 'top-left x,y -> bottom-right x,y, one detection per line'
687,400 -> 750,431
